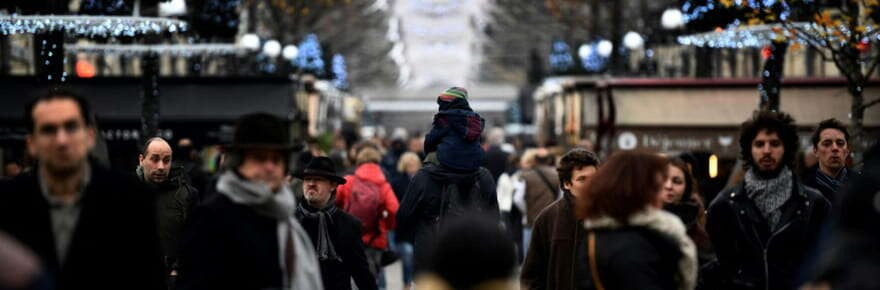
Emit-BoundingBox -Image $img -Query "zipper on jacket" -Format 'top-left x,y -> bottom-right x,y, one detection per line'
762,221 -> 793,290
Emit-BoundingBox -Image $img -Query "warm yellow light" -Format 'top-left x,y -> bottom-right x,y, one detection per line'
709,154 -> 719,178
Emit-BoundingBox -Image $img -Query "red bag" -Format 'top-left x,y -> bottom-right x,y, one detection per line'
343,176 -> 383,234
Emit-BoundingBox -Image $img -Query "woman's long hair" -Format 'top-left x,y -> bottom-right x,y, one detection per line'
668,158 -> 712,250
575,151 -> 669,223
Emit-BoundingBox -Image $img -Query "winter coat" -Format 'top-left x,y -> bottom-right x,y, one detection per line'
0,164 -> 166,290
137,165 -> 199,268
520,192 -> 586,290
520,166 -> 560,227
176,192 -> 322,290
706,179 -> 831,290
581,208 -> 698,290
297,203 -> 378,290
335,163 -> 399,250
485,145 -> 510,182
801,167 -> 857,206
424,107 -> 486,172
396,164 -> 499,273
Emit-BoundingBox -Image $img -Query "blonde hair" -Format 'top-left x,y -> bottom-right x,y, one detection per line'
520,148 -> 538,169
397,152 -> 422,173
356,147 -> 382,166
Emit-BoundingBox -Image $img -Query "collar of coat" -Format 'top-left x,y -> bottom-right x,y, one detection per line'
582,208 -> 697,290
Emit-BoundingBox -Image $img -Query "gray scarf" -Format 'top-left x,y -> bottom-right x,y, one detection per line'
744,166 -> 793,230
295,202 -> 342,263
217,171 -> 295,220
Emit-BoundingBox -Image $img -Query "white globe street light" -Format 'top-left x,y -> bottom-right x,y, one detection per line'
662,8 -> 684,30
623,31 -> 644,50
158,0 -> 187,17
597,40 -> 613,57
578,44 -> 593,59
282,44 -> 299,60
263,39 -> 281,57
239,33 -> 260,51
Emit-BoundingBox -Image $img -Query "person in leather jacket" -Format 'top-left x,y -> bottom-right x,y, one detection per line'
706,111 -> 831,290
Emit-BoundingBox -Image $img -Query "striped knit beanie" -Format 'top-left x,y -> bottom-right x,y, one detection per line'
438,87 -> 468,103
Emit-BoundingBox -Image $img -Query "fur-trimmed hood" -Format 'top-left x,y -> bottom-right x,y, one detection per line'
582,208 -> 698,290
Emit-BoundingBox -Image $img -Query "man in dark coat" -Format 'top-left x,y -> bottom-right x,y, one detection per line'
0,90 -> 165,290
136,137 -> 199,280
707,111 -> 831,290
801,118 -> 857,205
294,157 -> 377,290
396,163 -> 499,274
521,148 -> 599,290
176,113 -> 323,290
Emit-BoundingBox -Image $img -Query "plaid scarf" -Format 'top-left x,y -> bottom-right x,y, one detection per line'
745,167 -> 793,230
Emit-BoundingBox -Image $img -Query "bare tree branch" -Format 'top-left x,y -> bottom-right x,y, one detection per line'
866,97 -> 880,109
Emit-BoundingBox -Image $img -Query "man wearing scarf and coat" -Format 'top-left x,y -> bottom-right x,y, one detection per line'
176,113 -> 323,290
707,111 -> 831,290
294,156 -> 377,290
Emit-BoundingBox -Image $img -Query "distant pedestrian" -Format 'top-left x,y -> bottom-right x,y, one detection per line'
519,148 -> 559,254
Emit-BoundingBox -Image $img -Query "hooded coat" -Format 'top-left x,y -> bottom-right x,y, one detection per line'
335,163 -> 399,250
424,97 -> 486,172
396,164 -> 499,273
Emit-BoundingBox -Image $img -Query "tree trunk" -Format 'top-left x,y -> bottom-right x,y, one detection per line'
759,42 -> 787,111
609,0 -> 623,74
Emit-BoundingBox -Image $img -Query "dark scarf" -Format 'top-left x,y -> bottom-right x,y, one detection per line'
815,167 -> 848,196
745,166 -> 793,230
295,201 -> 342,263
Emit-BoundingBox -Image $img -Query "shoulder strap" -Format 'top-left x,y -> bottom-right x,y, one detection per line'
533,168 -> 558,196
588,232 -> 606,290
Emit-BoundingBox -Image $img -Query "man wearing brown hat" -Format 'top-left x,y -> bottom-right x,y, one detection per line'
294,156 -> 377,290
176,113 -> 323,290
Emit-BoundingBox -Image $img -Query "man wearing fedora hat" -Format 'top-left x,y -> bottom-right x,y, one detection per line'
176,113 -> 323,290
294,156 -> 378,290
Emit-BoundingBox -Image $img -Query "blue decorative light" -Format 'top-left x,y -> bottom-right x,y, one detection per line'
332,54 -> 348,89
549,40 -> 574,73
294,34 -> 325,75
580,42 -> 607,72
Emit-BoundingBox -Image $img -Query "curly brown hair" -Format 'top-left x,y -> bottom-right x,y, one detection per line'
738,110 -> 799,169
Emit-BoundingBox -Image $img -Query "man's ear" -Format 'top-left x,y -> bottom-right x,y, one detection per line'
139,154 -> 145,164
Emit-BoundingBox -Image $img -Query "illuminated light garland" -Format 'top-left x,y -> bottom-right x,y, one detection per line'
677,22 -> 879,48
65,43 -> 248,57
332,54 -> 348,89
549,40 -> 574,73
0,15 -> 188,37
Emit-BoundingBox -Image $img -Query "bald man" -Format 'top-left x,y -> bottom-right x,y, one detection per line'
137,137 -> 199,283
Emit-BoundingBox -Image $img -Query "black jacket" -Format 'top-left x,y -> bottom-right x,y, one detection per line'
707,179 -> 831,290
396,164 -> 499,273
296,204 -> 377,290
176,194 -> 284,290
0,164 -> 166,290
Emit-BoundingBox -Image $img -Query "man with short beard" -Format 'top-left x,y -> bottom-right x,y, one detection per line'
707,111 -> 831,290
0,90 -> 165,290
136,137 -> 198,281
802,118 -> 857,205
294,157 -> 377,290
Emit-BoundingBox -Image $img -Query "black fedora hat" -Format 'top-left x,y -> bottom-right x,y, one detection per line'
223,112 -> 297,152
294,156 -> 346,185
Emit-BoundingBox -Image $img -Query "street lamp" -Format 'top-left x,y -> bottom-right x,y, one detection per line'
263,40 -> 282,58
283,44 -> 299,60
578,44 -> 593,59
623,31 -> 644,50
661,8 -> 684,30
239,33 -> 260,51
597,40 -> 613,58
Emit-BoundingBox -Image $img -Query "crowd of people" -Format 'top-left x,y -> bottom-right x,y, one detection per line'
0,87 -> 878,290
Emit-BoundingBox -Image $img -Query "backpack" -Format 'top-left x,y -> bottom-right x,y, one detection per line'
344,176 -> 383,234
436,174 -> 489,229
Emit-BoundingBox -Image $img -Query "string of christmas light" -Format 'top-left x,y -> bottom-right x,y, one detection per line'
332,54 -> 348,89
0,15 -> 189,37
677,22 -> 879,48
549,40 -> 574,72
65,43 -> 248,57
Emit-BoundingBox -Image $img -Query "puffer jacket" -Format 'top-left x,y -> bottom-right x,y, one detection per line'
335,163 -> 399,249
424,102 -> 486,172
706,178 -> 831,290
